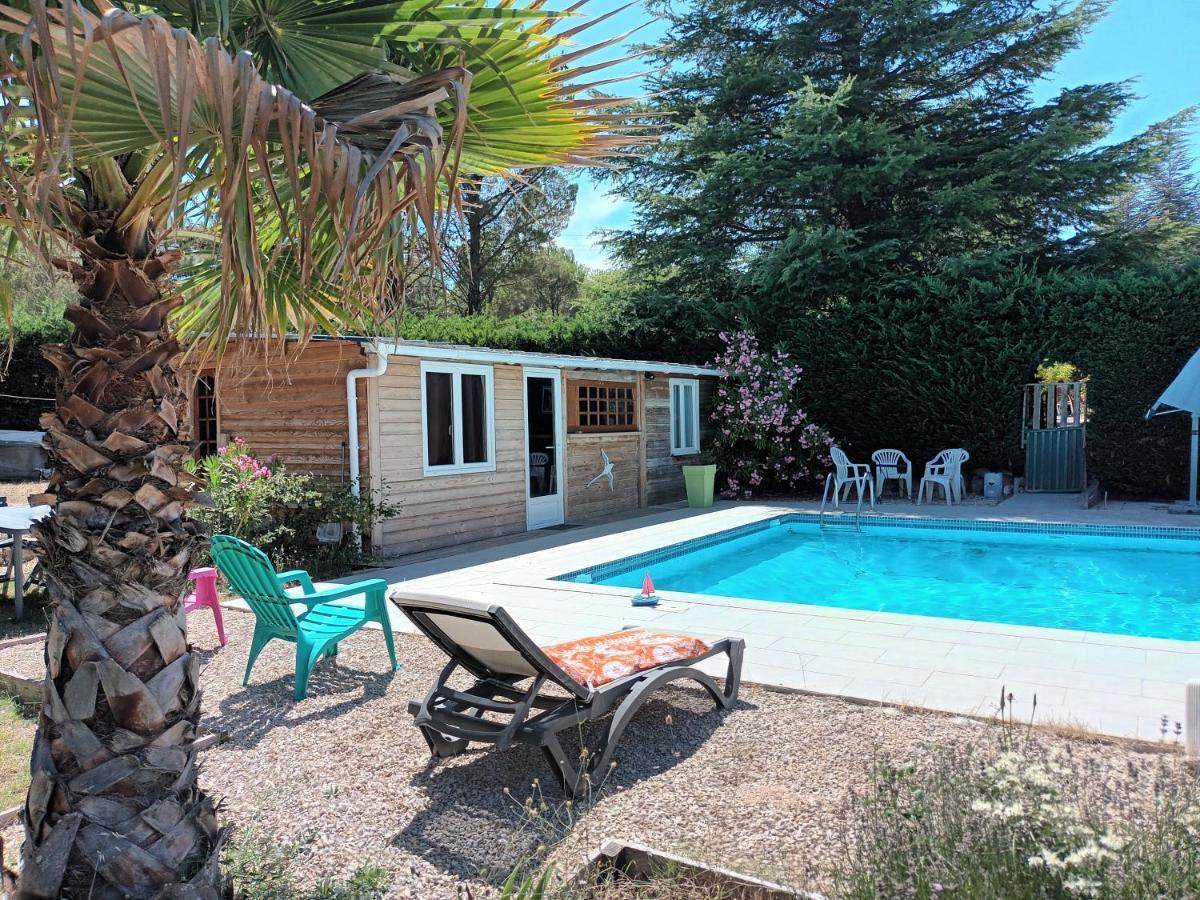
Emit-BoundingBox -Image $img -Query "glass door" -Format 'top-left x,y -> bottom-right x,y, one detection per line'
524,368 -> 564,529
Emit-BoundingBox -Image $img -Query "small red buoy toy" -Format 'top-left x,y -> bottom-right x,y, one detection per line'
632,570 -> 660,607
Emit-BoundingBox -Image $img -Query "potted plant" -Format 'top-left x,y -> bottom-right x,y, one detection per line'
682,451 -> 718,508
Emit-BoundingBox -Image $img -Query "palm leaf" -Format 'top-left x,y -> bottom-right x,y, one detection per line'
129,0 -> 570,100
138,0 -> 662,176
0,0 -> 468,356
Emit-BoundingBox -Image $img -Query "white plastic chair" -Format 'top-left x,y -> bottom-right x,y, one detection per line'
871,449 -> 912,500
830,447 -> 874,508
529,452 -> 550,493
918,448 -> 970,505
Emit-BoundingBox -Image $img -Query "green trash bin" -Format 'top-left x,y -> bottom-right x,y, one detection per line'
682,464 -> 716,508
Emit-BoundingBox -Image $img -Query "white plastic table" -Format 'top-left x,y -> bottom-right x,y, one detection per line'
1,505 -> 50,619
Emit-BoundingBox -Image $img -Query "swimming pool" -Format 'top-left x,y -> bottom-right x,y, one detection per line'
558,518 -> 1200,641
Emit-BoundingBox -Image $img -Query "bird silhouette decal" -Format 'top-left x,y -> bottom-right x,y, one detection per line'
586,448 -> 615,491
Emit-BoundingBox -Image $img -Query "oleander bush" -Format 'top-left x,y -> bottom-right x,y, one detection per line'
708,330 -> 835,498
186,437 -> 398,578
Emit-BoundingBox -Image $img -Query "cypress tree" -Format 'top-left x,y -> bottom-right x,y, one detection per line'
611,0 -> 1182,322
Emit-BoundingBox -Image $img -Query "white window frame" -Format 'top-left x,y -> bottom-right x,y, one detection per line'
420,360 -> 497,476
669,378 -> 701,456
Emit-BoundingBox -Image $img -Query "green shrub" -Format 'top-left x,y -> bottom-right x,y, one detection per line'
835,739 -> 1200,899
0,306 -> 70,431
1036,361 -> 1082,384
394,310 -> 633,359
222,832 -> 392,899
185,438 -> 397,578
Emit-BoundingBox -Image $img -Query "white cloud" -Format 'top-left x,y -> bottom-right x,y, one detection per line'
556,176 -> 635,270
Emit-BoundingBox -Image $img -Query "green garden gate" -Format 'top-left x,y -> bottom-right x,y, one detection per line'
1022,381 -> 1087,492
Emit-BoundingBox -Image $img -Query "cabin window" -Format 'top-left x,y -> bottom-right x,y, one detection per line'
670,378 -> 700,455
194,373 -> 219,458
568,380 -> 637,433
420,361 -> 496,476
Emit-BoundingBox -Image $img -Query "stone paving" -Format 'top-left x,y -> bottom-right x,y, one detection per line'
229,494 -> 1200,741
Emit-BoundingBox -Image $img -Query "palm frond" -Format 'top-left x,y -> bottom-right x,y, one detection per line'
134,0 -> 566,101
390,4 -> 664,175
139,0 -> 661,176
0,0 -> 468,356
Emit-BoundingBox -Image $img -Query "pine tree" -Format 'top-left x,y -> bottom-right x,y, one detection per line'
610,0 -> 1178,321
1104,121 -> 1200,262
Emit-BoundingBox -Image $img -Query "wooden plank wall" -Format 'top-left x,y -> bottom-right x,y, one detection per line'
185,339 -> 370,484
566,433 -> 641,522
183,344 -> 719,558
644,376 -> 717,506
375,357 -> 527,556
564,371 -> 640,523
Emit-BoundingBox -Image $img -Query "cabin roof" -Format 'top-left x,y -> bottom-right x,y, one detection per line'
322,336 -> 720,377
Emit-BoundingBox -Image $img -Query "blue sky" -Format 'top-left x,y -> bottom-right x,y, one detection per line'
557,0 -> 1200,269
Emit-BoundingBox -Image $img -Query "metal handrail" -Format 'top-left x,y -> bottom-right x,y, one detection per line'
818,473 -> 834,523
819,473 -> 874,531
853,476 -> 876,530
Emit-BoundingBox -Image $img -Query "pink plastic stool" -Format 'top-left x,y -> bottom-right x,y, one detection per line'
184,566 -> 226,647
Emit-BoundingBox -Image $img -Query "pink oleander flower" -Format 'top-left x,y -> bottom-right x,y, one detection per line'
707,329 -> 838,499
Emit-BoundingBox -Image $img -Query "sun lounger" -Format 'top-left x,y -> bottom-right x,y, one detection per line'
390,591 -> 744,796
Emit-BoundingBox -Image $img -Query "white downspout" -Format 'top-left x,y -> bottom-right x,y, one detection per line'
346,342 -> 389,498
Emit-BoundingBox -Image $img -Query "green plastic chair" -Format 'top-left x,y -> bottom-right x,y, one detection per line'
209,534 -> 398,700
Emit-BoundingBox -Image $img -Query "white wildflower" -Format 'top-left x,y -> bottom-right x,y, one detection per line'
996,751 -> 1026,770
1064,876 -> 1102,897
994,801 -> 1025,820
1035,848 -> 1066,870
1024,765 -> 1055,788
1099,831 -> 1128,852
1064,842 -> 1113,867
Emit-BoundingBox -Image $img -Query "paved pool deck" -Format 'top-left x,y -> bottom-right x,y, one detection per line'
242,494 -> 1200,742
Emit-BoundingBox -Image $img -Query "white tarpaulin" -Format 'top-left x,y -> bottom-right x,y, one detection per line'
1147,348 -> 1200,511
1147,347 -> 1200,418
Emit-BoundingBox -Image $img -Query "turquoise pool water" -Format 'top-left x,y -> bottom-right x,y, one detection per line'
566,522 -> 1200,640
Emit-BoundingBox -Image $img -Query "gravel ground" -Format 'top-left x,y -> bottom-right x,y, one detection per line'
0,638 -> 45,680
0,481 -> 48,508
0,609 -> 1190,898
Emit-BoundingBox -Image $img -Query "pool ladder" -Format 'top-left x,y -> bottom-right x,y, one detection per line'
818,473 -> 872,531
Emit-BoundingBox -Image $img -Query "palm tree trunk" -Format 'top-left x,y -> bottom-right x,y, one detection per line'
17,240 -> 227,898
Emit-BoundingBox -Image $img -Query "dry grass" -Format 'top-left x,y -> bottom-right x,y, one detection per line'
0,694 -> 34,810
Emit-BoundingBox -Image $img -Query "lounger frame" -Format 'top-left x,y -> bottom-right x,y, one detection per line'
395,595 -> 744,797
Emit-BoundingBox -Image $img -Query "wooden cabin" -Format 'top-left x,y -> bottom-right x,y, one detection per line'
187,337 -> 719,558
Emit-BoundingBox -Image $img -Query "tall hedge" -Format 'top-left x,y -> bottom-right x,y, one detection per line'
395,310 -> 641,359
10,272 -> 1194,498
395,269 -> 1200,498
1054,267 -> 1200,497
1,315 -> 69,431
780,265 -> 1200,498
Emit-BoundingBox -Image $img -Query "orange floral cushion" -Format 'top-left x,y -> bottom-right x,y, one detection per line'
542,629 -> 712,688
